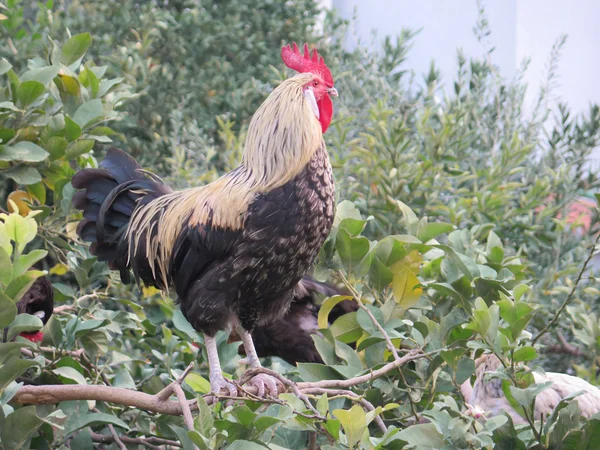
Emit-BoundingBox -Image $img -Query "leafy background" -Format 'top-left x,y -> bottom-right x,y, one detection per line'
1,0 -> 600,449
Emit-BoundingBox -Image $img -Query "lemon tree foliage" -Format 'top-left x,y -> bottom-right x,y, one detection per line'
1,1 -> 600,449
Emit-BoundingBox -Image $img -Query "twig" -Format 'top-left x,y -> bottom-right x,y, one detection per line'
40,347 -> 85,358
338,271 -> 400,359
89,432 -> 181,448
107,424 -> 127,450
172,385 -> 194,428
156,362 -> 195,401
53,305 -> 77,314
308,431 -> 317,450
297,349 -> 434,390
21,347 -> 51,364
303,387 -> 387,433
532,231 -> 600,345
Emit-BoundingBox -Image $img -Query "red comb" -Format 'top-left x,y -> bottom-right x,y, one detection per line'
281,43 -> 334,87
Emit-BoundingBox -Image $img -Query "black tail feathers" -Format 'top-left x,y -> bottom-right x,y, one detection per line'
72,148 -> 171,283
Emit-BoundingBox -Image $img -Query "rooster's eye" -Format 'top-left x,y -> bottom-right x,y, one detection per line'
313,81 -> 318,87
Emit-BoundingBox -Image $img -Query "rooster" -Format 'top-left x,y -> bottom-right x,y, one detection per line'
461,353 -> 600,423
232,276 -> 357,365
3,276 -> 54,343
72,43 -> 338,397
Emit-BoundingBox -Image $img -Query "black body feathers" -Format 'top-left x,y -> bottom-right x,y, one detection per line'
236,277 -> 357,365
72,145 -> 335,336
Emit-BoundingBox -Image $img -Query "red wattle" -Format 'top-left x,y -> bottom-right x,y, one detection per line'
318,95 -> 333,133
19,331 -> 44,343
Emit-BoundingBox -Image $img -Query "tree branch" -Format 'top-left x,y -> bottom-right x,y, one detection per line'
90,432 -> 181,449
108,424 -> 127,450
337,271 -> 400,359
13,383 -> 198,415
297,349 -> 433,390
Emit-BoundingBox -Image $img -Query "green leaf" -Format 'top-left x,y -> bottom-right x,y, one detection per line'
170,425 -> 198,450
64,412 -> 129,435
395,423 -> 444,448
45,136 -> 68,160
60,33 -> 92,65
0,291 -> 17,329
514,283 -> 530,303
64,116 -> 82,141
391,266 -> 422,309
3,213 -> 38,252
57,74 -> 81,96
417,222 -> 454,242
194,396 -> 214,436
227,441 -> 268,450
79,68 -> 100,97
317,295 -> 353,329
512,346 -> 538,362
336,228 -> 370,274
17,80 -> 44,107
185,372 -> 211,394
73,99 -> 102,128
334,200 -> 363,226
297,363 -> 344,382
0,246 -> 13,285
4,166 -> 41,185
0,406 -> 44,450
0,101 -> 19,111
333,405 -> 367,449
172,309 -> 202,342
65,139 -> 94,159
369,256 -> 394,290
21,66 -> 61,84
26,182 -> 46,205
0,142 -> 48,162
0,58 -> 12,75
53,366 -> 87,385
5,271 -> 45,303
6,313 -> 43,341
435,244 -> 480,280
0,356 -> 39,393
13,249 -> 47,278
509,381 -> 554,408
330,312 -> 362,343
112,368 -> 136,389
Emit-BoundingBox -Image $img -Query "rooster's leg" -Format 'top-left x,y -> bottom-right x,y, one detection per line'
237,326 -> 281,397
204,334 -> 238,397
239,327 -> 261,368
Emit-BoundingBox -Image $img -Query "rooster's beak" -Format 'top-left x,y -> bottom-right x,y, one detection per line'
327,87 -> 338,97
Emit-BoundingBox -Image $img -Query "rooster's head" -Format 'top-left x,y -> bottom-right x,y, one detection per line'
281,43 -> 337,133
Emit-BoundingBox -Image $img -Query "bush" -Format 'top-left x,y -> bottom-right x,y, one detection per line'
1,2 -> 600,449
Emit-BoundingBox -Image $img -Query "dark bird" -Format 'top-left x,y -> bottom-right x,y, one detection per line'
3,276 -> 54,343
71,43 -> 338,397
231,276 -> 357,365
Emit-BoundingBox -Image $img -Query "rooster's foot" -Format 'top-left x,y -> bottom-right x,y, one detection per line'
245,373 -> 282,397
210,376 -> 238,398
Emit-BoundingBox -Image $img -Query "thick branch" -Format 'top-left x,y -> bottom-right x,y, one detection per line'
13,384 -> 197,415
543,332 -> 584,356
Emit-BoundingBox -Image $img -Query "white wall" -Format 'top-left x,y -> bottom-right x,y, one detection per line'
516,1 -> 600,116
332,0 -> 600,122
